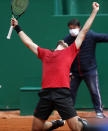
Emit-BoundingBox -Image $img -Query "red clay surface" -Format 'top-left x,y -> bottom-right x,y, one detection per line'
0,110 -> 108,131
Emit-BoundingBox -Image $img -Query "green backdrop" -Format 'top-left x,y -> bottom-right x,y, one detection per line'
0,0 -> 108,110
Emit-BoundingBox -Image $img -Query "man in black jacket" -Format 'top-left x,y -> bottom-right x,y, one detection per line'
64,18 -> 108,118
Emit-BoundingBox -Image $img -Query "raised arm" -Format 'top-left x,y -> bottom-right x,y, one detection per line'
75,2 -> 99,49
11,18 -> 39,56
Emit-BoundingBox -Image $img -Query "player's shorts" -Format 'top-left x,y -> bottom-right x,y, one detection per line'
34,87 -> 77,120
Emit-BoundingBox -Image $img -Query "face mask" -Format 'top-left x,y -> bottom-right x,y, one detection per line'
69,28 -> 80,36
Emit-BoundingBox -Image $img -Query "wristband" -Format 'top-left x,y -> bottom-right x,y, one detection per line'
14,25 -> 22,34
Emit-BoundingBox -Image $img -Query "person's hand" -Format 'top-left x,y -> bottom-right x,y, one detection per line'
92,2 -> 99,12
11,18 -> 18,28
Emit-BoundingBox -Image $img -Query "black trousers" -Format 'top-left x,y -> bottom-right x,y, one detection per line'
70,69 -> 103,113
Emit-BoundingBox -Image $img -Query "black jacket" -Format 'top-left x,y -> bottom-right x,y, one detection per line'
64,30 -> 108,75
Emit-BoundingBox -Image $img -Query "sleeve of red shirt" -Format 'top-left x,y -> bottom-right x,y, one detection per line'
37,46 -> 46,60
69,41 -> 80,54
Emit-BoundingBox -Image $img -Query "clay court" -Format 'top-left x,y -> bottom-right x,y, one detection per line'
0,110 -> 108,131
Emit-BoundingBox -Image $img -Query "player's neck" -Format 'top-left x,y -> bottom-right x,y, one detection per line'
55,45 -> 64,51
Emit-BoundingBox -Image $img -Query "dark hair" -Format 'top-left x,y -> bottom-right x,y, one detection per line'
56,40 -> 68,48
68,19 -> 80,27
50,40 -> 65,52
56,40 -> 64,47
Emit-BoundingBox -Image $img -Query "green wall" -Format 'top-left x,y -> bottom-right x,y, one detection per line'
0,0 -> 108,110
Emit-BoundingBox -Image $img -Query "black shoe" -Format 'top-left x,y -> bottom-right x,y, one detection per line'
78,117 -> 88,131
47,119 -> 65,131
96,113 -> 106,119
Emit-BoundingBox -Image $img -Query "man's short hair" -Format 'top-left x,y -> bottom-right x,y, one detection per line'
68,19 -> 80,27
56,40 -> 68,48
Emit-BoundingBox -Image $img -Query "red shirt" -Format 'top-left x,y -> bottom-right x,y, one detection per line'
38,41 -> 79,89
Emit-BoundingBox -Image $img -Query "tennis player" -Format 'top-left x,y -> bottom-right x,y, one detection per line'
11,2 -> 99,131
